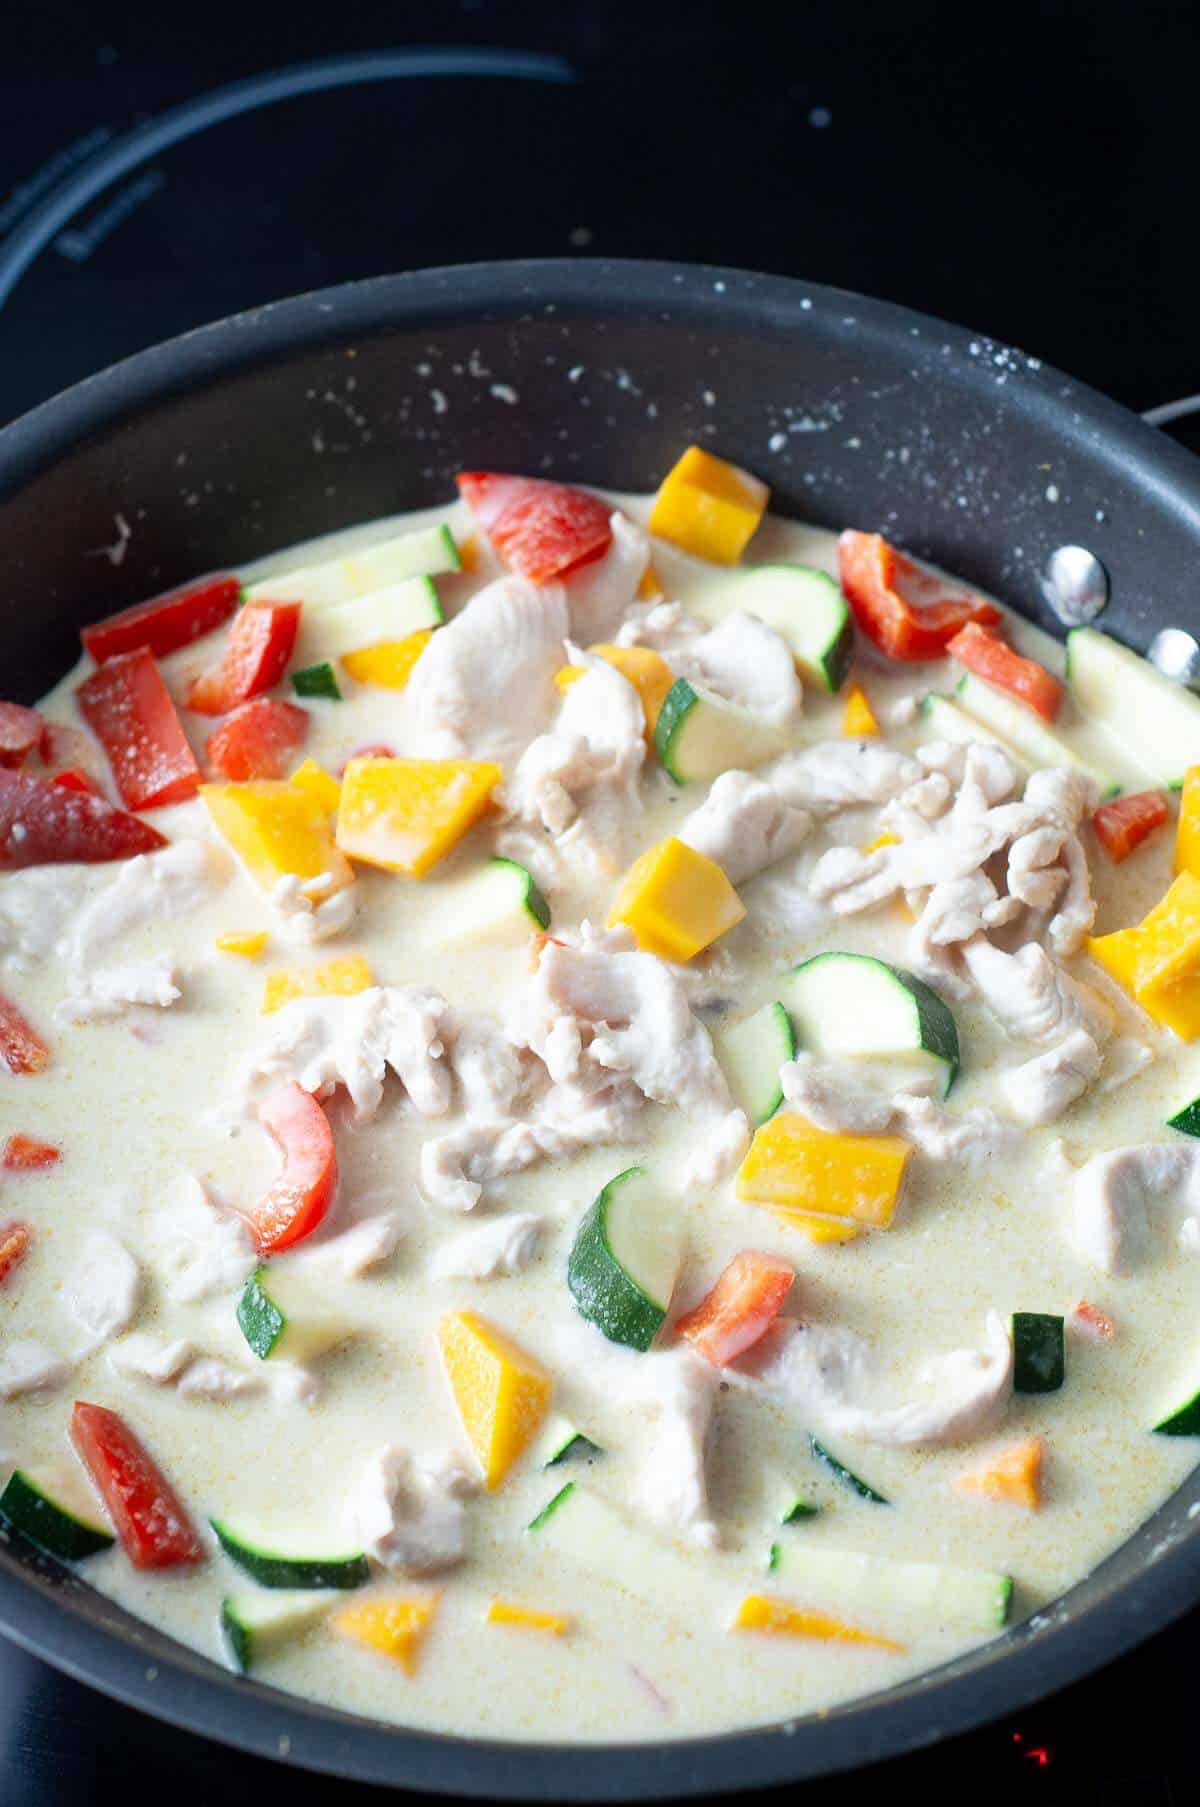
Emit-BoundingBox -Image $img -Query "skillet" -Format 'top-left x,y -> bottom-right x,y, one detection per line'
1,258 -> 1199,1796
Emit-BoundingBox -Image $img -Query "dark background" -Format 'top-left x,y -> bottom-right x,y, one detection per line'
1,1 -> 1197,1800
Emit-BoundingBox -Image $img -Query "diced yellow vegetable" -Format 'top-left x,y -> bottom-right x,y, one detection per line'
201,782 -> 354,901
736,1112 -> 912,1229
1086,925 -> 1143,994
335,1595 -> 439,1673
1175,767 -> 1200,876
956,1436 -> 1044,1509
733,1595 -> 902,1651
336,757 -> 501,878
648,446 -> 769,565
553,645 -> 675,739
458,534 -> 481,574
863,831 -> 899,855
289,757 -> 342,816
554,664 -> 585,695
842,683 -> 879,738
439,1310 -> 554,1491
341,630 -> 434,691
786,1212 -> 861,1245
637,563 -> 666,600
215,931 -> 268,960
1087,872 -> 1200,1039
261,954 -> 374,1016
485,1598 -> 570,1636
607,836 -> 746,962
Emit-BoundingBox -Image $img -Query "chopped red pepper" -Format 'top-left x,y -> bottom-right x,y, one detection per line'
2,1134 -> 60,1170
51,767 -> 103,797
206,697 -> 308,781
70,1402 -> 205,1570
838,530 -> 1001,661
947,620 -> 1064,721
0,702 -> 48,769
0,1221 -> 32,1286
457,472 -> 613,584
185,600 -> 300,716
82,573 -> 241,664
76,647 -> 201,811
0,768 -> 166,869
675,1251 -> 794,1367
1071,1299 -> 1116,1341
1092,790 -> 1169,863
242,1082 -> 337,1254
0,991 -> 49,1075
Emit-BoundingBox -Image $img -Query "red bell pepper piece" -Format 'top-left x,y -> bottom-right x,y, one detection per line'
52,767 -> 103,796
206,697 -> 308,781
76,647 -> 201,811
838,531 -> 1001,661
185,600 -> 301,716
1071,1299 -> 1116,1342
0,702 -> 48,769
70,1402 -> 205,1570
81,573 -> 241,664
675,1251 -> 794,1367
243,1082 -> 337,1255
2,1134 -> 60,1170
947,620 -> 1063,721
0,768 -> 166,869
457,472 -> 613,584
1092,789 -> 1169,862
0,991 -> 49,1075
0,1221 -> 32,1287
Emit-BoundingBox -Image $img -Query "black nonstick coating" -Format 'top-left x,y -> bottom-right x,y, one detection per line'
2,260 -> 1199,1796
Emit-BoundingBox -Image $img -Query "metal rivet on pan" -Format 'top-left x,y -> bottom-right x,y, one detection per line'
1039,545 -> 1110,625
1148,627 -> 1200,689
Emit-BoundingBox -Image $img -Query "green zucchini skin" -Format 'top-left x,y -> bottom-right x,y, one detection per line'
1167,1096 -> 1200,1138
291,661 -> 342,700
807,1435 -> 890,1505
210,1519 -> 369,1590
237,1269 -> 287,1360
787,950 -> 960,1096
1012,1313 -> 1065,1394
526,1481 -> 576,1532
566,1166 -> 673,1352
780,1498 -> 821,1524
0,1469 -> 114,1562
653,678 -> 701,784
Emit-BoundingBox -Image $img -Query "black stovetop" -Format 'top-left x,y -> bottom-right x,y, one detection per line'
2,3 -> 1199,1800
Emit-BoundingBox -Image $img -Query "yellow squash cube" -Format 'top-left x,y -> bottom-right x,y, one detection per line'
1086,925 -> 1143,994
201,782 -> 354,901
261,953 -> 374,1015
485,1599 -> 570,1636
289,757 -> 342,816
341,630 -> 435,691
842,683 -> 879,738
733,1595 -> 901,1651
554,645 -> 675,739
1175,767 -> 1200,876
786,1212 -> 861,1245
1089,872 -> 1200,1039
215,930 -> 268,959
637,563 -> 666,600
648,446 -> 769,565
607,836 -> 746,962
439,1310 -> 553,1491
335,1595 -> 438,1674
336,757 -> 501,878
736,1111 -> 912,1229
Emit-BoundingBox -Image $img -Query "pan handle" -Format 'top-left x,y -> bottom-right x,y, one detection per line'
1143,393 -> 1200,428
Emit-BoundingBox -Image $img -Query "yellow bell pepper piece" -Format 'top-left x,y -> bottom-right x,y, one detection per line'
863,831 -> 899,855
956,1435 -> 1044,1509
215,930 -> 268,960
1088,871 -> 1200,1038
485,1598 -> 570,1636
554,664 -> 585,695
553,645 -> 675,739
261,953 -> 374,1016
648,446 -> 769,565
736,1112 -> 912,1229
289,757 -> 341,816
786,1212 -> 861,1245
608,836 -> 746,962
842,683 -> 879,738
1175,767 -> 1200,876
637,563 -> 665,600
335,1595 -> 439,1674
341,629 -> 434,691
439,1310 -> 554,1491
201,782 -> 354,902
1086,925 -> 1143,994
336,757 -> 501,878
733,1595 -> 902,1651
458,534 -> 481,574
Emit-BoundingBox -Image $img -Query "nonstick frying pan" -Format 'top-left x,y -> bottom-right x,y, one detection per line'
2,260 -> 1200,1796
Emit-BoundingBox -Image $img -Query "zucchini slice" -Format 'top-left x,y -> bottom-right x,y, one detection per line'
533,1414 -> 603,1469
807,1435 -> 890,1505
1168,1093 -> 1200,1137
770,1541 -> 1013,1632
0,1465 -> 114,1561
786,951 -> 960,1097
295,576 -> 443,668
245,523 -> 460,608
566,1167 -> 679,1352
729,564 -> 854,693
956,671 -> 1119,796
653,677 -> 790,783
1067,625 -> 1200,790
236,1268 -> 354,1365
1152,1352 -> 1200,1435
211,1517 -> 369,1590
527,1482 -> 710,1619
429,857 -> 550,947
221,1589 -> 335,1673
1012,1312 -> 1065,1394
291,661 -> 342,701
714,1000 -> 795,1125
921,692 -> 1018,754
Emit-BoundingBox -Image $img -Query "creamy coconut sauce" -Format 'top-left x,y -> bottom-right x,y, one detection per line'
1,489 -> 1199,1743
